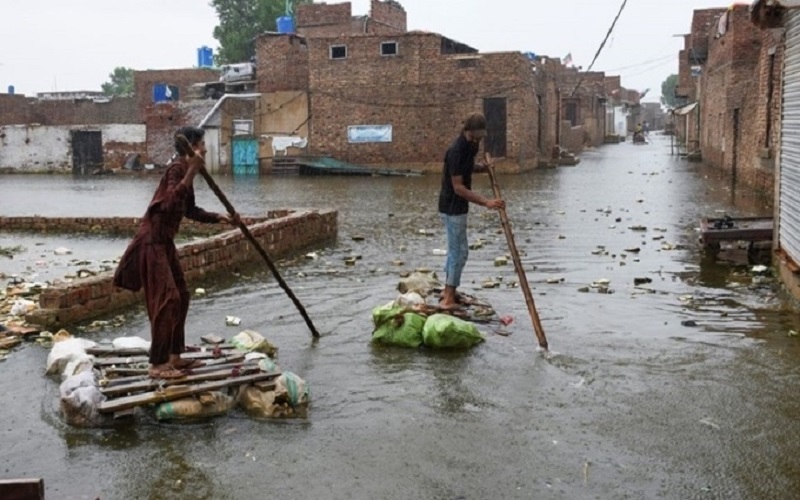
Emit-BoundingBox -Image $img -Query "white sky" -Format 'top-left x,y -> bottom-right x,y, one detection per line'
0,0 -> 735,101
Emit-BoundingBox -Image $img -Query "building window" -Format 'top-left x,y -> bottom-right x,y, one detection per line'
330,45 -> 347,59
564,100 -> 579,126
233,119 -> 254,136
381,41 -> 398,56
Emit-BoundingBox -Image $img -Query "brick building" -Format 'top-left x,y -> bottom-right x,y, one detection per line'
296,0 -> 407,38
675,5 -> 781,194
558,69 -> 610,152
255,21 -> 560,172
0,94 -> 144,172
133,68 -> 220,122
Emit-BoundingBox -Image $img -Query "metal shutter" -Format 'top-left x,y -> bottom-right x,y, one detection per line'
780,11 -> 800,261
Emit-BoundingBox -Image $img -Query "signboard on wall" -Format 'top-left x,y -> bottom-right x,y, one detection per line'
347,125 -> 393,143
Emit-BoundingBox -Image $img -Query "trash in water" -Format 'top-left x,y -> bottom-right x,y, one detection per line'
494,256 -> 508,266
225,316 -> 242,326
54,247 -> 73,256
195,288 -> 207,297
432,249 -> 447,256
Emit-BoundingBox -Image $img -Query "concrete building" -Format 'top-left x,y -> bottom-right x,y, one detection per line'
0,94 -> 144,173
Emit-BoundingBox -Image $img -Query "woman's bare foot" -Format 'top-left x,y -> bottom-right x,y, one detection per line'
149,364 -> 186,379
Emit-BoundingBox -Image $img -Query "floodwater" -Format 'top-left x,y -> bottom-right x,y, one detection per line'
2,135 -> 800,500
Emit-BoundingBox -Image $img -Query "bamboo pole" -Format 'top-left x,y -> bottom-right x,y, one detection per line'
484,154 -> 548,350
176,135 -> 321,338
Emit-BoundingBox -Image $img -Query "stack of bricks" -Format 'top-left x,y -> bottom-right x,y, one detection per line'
26,209 -> 337,328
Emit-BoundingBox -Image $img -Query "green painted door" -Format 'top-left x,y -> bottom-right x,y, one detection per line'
233,138 -> 259,175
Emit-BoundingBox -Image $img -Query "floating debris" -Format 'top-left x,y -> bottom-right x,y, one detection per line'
494,256 -> 508,266
54,247 -> 73,256
432,249 -> 447,256
195,288 -> 207,297
225,316 -> 242,327
629,225 -> 647,232
351,235 -> 366,242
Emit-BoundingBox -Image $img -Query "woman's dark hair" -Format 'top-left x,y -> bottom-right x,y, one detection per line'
174,126 -> 205,154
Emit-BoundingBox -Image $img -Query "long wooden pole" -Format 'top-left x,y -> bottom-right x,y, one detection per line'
485,153 -> 548,350
177,135 -> 321,338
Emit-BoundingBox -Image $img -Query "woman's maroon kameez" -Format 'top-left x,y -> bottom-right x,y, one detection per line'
113,159 -> 219,365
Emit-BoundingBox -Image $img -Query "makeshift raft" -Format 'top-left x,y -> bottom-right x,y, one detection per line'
51,330 -> 309,426
91,345 -> 279,416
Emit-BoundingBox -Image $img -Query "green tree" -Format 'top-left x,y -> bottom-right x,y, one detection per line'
101,67 -> 135,97
660,74 -> 679,108
211,0 -> 312,64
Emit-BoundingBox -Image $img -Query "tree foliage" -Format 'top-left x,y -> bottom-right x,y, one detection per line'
660,74 -> 679,108
211,0 -> 312,64
101,67 -> 135,97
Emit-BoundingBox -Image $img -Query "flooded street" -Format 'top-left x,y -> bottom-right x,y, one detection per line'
3,135 -> 800,499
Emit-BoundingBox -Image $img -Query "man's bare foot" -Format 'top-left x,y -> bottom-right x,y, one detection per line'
438,300 -> 463,311
149,364 -> 186,379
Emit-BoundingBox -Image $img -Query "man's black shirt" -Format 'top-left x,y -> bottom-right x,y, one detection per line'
438,134 -> 479,215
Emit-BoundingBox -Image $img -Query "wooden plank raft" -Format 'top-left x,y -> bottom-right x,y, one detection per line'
98,371 -> 281,414
93,349 -> 249,367
101,364 -> 264,397
101,355 -> 249,382
87,344 -> 238,357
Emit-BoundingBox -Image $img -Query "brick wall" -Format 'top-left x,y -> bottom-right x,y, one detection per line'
255,35 -> 310,93
297,2 -> 353,27
295,1 -> 405,38
25,209 -> 337,327
144,103 -> 190,165
0,96 -> 138,127
370,0 -> 407,32
692,8 -> 728,58
534,58 -> 560,163
732,17 -> 781,194
558,69 -> 607,149
0,94 -> 33,125
134,69 -> 219,122
699,6 -> 758,181
306,33 -> 540,172
0,214 -> 279,236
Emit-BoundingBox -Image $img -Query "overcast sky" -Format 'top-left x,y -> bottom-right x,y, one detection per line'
1,0 -> 734,101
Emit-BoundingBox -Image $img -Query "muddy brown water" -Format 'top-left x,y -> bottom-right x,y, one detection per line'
2,136 -> 799,500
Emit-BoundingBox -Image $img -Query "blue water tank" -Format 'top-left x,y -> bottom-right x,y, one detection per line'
7,85 -> 14,95
197,46 -> 214,68
277,16 -> 295,34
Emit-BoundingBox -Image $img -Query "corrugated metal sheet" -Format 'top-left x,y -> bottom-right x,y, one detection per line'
779,11 -> 800,262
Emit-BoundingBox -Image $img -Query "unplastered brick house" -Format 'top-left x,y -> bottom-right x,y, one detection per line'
255,0 -> 561,172
675,5 -> 783,195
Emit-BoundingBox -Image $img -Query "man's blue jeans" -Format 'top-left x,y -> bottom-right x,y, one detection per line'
441,213 -> 469,287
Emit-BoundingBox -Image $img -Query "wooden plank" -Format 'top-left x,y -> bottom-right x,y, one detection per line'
98,371 -> 281,414
101,355 -> 248,385
101,365 -> 265,397
0,479 -> 44,500
87,344 -> 237,357
700,216 -> 773,246
93,350 -> 248,367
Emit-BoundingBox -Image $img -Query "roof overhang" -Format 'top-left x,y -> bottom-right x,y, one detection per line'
671,102 -> 698,115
